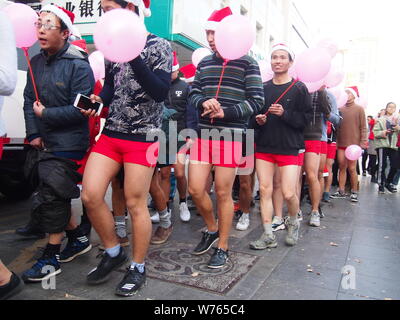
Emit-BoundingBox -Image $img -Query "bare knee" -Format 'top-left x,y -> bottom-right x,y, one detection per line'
282,190 -> 296,202
216,188 -> 231,201
259,184 -> 273,198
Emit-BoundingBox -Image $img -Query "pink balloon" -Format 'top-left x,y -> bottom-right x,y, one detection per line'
336,90 -> 349,108
89,51 -> 105,82
94,9 -> 147,63
295,48 -> 332,83
215,15 -> 255,60
324,66 -> 345,88
304,79 -> 325,93
317,38 -> 339,58
345,145 -> 362,161
2,3 -> 38,48
258,60 -> 273,83
192,48 -> 211,68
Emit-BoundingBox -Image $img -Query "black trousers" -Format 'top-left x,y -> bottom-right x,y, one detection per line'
377,148 -> 397,186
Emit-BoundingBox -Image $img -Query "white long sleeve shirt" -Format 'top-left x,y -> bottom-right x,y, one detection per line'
0,11 -> 17,136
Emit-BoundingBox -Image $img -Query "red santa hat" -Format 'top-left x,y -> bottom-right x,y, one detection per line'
271,43 -> 295,60
127,0 -> 151,17
205,7 -> 233,31
40,4 -> 75,34
172,51 -> 180,72
345,86 -> 359,99
71,39 -> 88,54
180,64 -> 197,83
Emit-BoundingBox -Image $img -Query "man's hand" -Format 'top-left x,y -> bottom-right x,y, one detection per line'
210,108 -> 225,119
30,137 -> 44,150
268,104 -> 285,117
256,114 -> 267,126
33,101 -> 45,118
201,99 -> 221,117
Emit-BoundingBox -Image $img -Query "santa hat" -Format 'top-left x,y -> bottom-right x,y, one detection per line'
71,39 -> 88,54
205,7 -> 232,31
172,51 -> 180,72
40,4 -> 75,34
127,0 -> 151,17
180,64 -> 197,83
346,86 -> 359,99
271,43 -> 295,60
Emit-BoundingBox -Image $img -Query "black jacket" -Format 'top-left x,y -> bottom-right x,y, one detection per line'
23,42 -> 95,152
253,80 -> 313,156
164,77 -> 189,134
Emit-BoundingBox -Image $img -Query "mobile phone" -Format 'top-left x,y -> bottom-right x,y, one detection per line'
74,93 -> 103,115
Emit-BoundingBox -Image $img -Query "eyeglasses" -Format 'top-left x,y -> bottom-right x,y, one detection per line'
34,22 -> 61,31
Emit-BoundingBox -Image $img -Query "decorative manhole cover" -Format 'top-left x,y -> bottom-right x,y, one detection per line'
146,242 -> 259,294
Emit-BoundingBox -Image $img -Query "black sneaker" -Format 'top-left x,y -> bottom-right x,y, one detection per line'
21,255 -> 61,283
15,222 -> 45,239
115,266 -> 146,297
378,185 -> 385,194
87,247 -> 128,285
386,184 -> 397,194
193,231 -> 219,255
207,248 -> 229,269
0,272 -> 24,300
59,236 -> 92,263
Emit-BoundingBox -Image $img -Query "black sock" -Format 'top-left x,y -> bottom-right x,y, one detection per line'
179,198 -> 186,204
43,243 -> 61,258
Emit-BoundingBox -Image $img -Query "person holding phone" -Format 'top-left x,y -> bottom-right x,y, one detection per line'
21,5 -> 95,283
80,0 -> 172,297
373,102 -> 399,193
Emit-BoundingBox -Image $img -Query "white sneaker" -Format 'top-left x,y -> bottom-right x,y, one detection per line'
297,210 -> 303,221
150,212 -> 160,224
272,216 -> 285,232
179,202 -> 191,222
309,211 -> 320,227
236,214 -> 250,231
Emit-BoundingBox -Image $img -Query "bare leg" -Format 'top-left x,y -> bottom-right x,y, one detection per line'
272,169 -> 284,219
337,149 -> 348,192
279,165 -> 301,217
304,152 -> 321,212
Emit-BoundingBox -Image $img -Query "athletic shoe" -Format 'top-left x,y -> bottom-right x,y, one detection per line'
15,222 -> 45,239
0,272 -> 24,300
330,191 -> 347,199
350,192 -> 358,202
318,206 -> 325,218
362,171 -> 367,176
150,225 -> 173,245
322,192 -> 331,203
207,248 -> 229,269
179,202 -> 191,222
21,255 -> 61,283
115,266 -> 146,297
150,212 -> 160,224
193,231 -> 219,255
249,233 -> 277,250
378,185 -> 385,194
386,184 -> 397,194
285,219 -> 300,246
272,216 -> 285,232
297,210 -> 303,222
236,214 -> 250,231
59,236 -> 92,263
87,247 -> 128,285
309,211 -> 321,227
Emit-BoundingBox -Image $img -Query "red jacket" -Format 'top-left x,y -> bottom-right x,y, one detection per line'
368,119 -> 375,140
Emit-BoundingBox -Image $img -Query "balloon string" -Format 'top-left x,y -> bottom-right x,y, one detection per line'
211,59 -> 229,124
265,78 -> 298,116
22,47 -> 40,103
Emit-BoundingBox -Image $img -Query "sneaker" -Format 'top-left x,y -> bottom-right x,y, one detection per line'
150,225 -> 173,245
193,231 -> 219,255
322,192 -> 331,203
0,272 -> 24,300
15,222 -> 46,239
272,216 -> 285,232
150,212 -> 160,224
330,191 -> 346,199
99,236 -> 130,251
285,219 -> 300,246
59,236 -> 92,263
309,211 -> 321,227
362,171 -> 367,176
318,206 -> 325,218
297,210 -> 303,222
350,192 -> 358,202
179,202 -> 191,222
21,255 -> 61,283
386,184 -> 397,194
207,248 -> 229,269
378,185 -> 385,194
236,214 -> 250,231
115,266 -> 146,297
87,247 -> 128,285
249,233 -> 277,250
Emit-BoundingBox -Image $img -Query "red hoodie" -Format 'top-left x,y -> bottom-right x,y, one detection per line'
368,118 -> 375,140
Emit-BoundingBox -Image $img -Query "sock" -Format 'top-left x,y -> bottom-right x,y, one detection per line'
130,261 -> 145,273
179,198 -> 186,204
114,216 -> 127,238
105,244 -> 121,258
43,243 -> 61,258
263,223 -> 273,236
159,208 -> 171,229
208,230 -> 218,235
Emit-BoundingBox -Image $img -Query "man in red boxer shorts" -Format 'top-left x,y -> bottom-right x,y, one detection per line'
188,6 -> 264,269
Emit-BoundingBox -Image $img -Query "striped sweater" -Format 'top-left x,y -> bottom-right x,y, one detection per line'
188,54 -> 264,136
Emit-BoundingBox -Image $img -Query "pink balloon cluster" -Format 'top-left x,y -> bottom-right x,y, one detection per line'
345,145 -> 362,161
2,3 -> 38,48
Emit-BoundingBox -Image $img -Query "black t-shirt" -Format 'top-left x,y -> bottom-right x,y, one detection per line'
252,79 -> 312,156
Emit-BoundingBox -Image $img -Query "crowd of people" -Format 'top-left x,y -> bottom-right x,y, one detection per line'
1,0 -> 399,300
